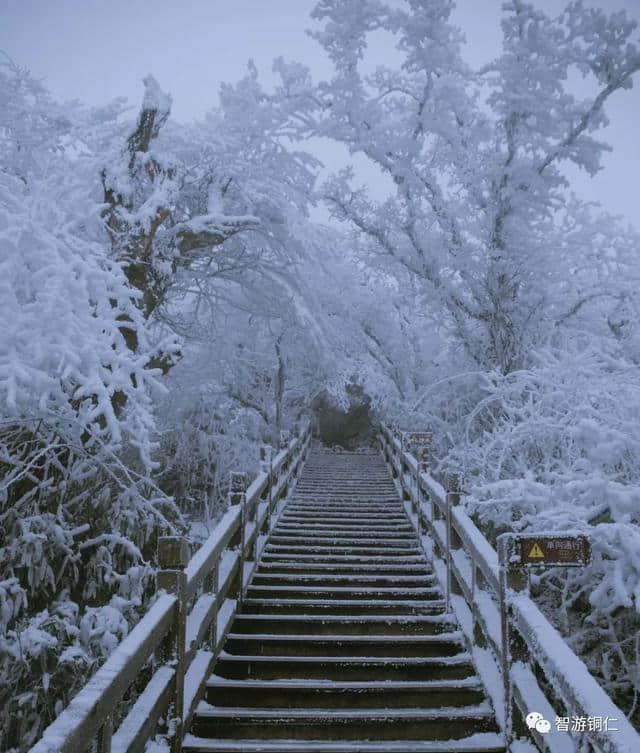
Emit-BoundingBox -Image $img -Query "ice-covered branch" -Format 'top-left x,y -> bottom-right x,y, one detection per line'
174,213 -> 260,253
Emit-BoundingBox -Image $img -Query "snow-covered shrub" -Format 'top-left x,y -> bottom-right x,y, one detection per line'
0,59 -> 181,750
411,336 -> 640,723
0,596 -> 140,750
156,379 -> 264,531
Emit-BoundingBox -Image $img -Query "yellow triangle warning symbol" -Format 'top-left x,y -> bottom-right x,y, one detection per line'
528,543 -> 545,559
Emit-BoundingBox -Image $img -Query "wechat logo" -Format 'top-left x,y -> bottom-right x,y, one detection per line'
526,712 -> 551,734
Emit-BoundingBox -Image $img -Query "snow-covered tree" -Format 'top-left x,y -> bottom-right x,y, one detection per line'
294,0 -> 640,374
0,57 -> 180,750
100,66 -> 320,378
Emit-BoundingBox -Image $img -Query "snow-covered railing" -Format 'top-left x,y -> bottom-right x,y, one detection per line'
29,422 -> 312,753
380,423 -> 640,753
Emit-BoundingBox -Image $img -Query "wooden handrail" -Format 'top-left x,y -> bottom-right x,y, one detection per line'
30,421 -> 312,753
379,423 -> 640,753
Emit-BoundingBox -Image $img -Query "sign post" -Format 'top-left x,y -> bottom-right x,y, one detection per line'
497,533 -> 591,748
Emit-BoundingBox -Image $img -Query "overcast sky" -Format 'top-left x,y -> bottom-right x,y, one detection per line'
1,0 -> 639,227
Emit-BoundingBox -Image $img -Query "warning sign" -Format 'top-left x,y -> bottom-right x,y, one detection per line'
527,543 -> 545,559
516,535 -> 591,567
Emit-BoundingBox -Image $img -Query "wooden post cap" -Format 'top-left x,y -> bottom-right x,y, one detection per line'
279,430 -> 291,449
260,445 -> 272,463
157,536 -> 189,569
447,490 -> 461,507
230,471 -> 248,492
229,471 -> 248,505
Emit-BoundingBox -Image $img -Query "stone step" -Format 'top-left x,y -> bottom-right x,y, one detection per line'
213,651 -> 476,681
294,489 -> 397,495
295,478 -> 395,482
240,597 -> 448,616
223,632 -> 464,658
282,506 -> 406,514
277,519 -> 413,531
293,489 -> 397,492
280,513 -> 409,523
260,545 -> 426,567
284,504 -> 402,512
250,572 -> 436,588
263,545 -> 423,557
205,676 -> 486,709
183,734 -> 507,752
230,613 -> 457,636
276,519 -> 412,528
294,483 -> 395,488
255,562 -> 433,575
273,525 -> 414,535
267,535 -> 419,547
290,488 -> 398,493
285,506 -> 407,521
294,485 -> 395,488
244,585 -> 442,601
295,474 -> 390,477
293,494 -> 398,498
287,493 -> 399,498
191,703 -> 498,741
273,531 -> 416,541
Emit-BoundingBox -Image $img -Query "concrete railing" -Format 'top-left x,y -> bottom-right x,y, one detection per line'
30,422 -> 312,753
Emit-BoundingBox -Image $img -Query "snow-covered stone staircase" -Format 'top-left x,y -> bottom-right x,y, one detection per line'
182,449 -> 505,752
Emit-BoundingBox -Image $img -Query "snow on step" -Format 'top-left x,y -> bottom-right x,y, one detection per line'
224,631 -> 464,643
206,677 -> 484,690
215,651 -> 473,665
182,733 -> 506,752
239,597 -> 448,609
260,553 -> 427,562
195,702 -> 494,720
251,573 -> 436,584
232,613 -> 457,627
256,562 -> 433,572
245,585 -> 441,595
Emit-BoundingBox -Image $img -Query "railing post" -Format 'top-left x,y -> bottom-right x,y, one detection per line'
279,431 -> 291,496
498,534 -> 529,748
445,478 -> 463,610
157,536 -> 189,753
229,472 -> 248,602
203,561 -> 218,651
390,428 -> 400,478
412,433 -> 431,532
260,444 -> 274,531
292,423 -> 304,479
400,432 -> 411,501
381,426 -> 389,462
471,563 -> 487,648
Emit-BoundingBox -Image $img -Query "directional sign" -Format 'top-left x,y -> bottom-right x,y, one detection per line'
514,535 -> 591,567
